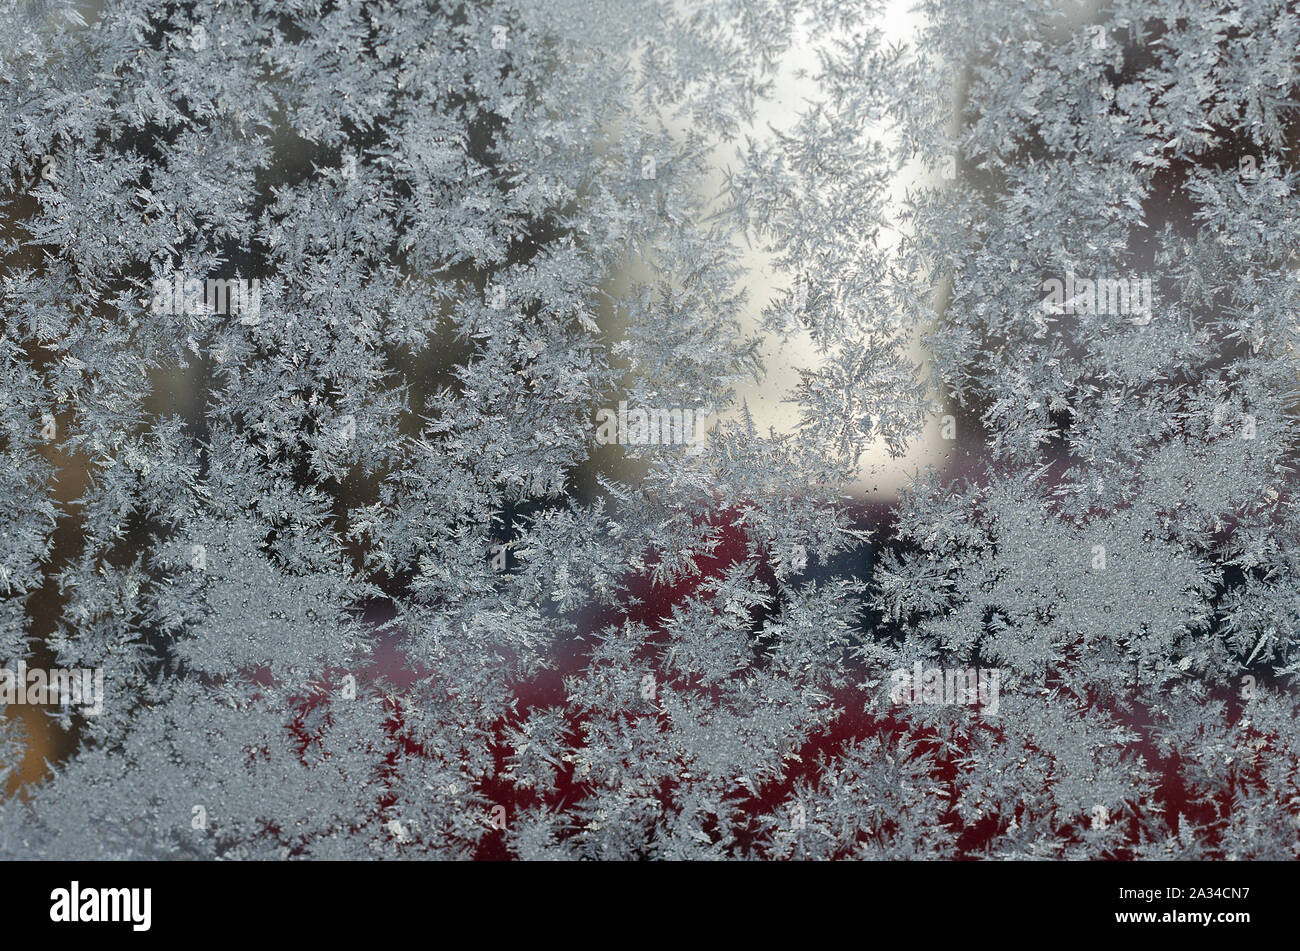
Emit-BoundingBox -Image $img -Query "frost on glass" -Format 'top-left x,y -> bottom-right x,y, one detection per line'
0,0 -> 1297,860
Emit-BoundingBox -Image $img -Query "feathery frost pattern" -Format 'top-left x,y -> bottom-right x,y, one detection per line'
0,0 -> 1298,860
